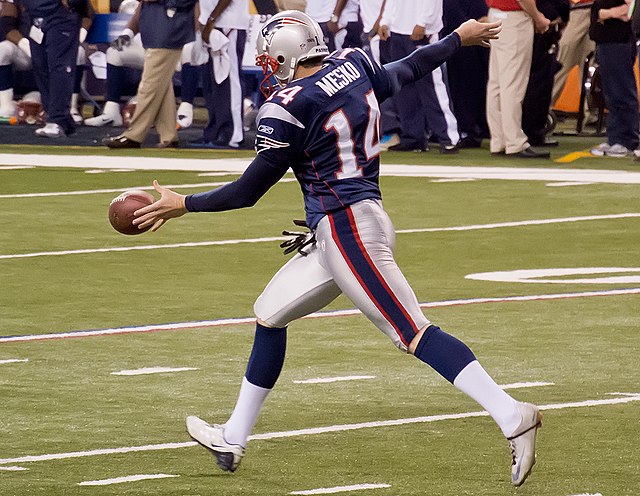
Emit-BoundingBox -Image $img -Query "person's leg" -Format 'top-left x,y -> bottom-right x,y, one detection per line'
124,48 -> 181,143
486,9 -> 505,153
190,245 -> 341,458
597,41 -> 639,150
316,200 -> 523,437
43,18 -> 80,134
228,29 -> 246,147
177,42 -> 198,128
0,41 -> 17,116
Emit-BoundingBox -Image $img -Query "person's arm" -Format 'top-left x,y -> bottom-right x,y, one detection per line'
598,0 -> 631,22
382,19 -> 501,97
328,0 -> 346,34
133,155 -> 288,232
517,0 -> 551,32
200,0 -> 232,44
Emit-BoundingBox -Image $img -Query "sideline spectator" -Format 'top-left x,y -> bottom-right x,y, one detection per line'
103,0 -> 197,148
306,0 -> 337,52
442,0 -> 489,148
486,0 -> 551,157
551,0 -> 594,107
521,0 -> 570,146
589,0 -> 638,157
379,0 -> 460,153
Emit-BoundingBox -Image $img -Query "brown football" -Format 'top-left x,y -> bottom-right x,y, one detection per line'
108,190 -> 155,235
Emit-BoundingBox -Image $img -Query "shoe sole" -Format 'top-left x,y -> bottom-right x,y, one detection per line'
188,434 -> 238,472
512,411 -> 543,486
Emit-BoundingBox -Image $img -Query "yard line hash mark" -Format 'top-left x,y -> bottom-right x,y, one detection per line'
1,288 -> 638,344
290,483 -> 392,495
0,466 -> 28,471
78,474 -> 178,486
294,376 -> 376,384
0,358 -> 28,364
111,367 -> 198,376
1,393 -> 638,466
1,213 -> 638,261
500,381 -> 554,390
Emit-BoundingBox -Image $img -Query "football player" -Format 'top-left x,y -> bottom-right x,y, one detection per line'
85,0 -> 198,129
0,0 -> 87,123
133,11 -> 541,487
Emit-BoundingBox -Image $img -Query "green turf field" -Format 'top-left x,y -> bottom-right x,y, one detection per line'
1,142 -> 639,495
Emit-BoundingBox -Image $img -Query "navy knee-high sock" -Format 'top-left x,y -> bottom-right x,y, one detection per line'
0,65 -> 12,91
106,64 -> 125,103
245,323 -> 287,389
414,325 -> 476,383
74,65 -> 84,93
180,63 -> 198,104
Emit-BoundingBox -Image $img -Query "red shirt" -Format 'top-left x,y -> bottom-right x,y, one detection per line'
486,0 -> 523,11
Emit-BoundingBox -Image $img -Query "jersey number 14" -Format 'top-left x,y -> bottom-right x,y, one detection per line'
324,90 -> 381,180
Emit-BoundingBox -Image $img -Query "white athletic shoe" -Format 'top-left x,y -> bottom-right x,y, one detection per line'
84,112 -> 123,127
176,101 -> 193,129
604,143 -> 630,158
590,142 -> 610,156
186,416 -> 245,472
507,402 -> 542,486
35,123 -> 64,138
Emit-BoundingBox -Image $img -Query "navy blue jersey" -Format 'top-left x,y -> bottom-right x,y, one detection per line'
254,47 -> 393,229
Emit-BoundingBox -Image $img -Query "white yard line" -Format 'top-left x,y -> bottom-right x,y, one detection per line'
0,393 -> 638,466
500,381 -> 554,390
0,358 -> 28,364
294,376 -> 376,384
78,474 -> 178,486
111,367 -> 198,376
2,213 -> 638,261
0,466 -> 28,471
546,182 -> 595,187
1,288 -> 638,344
290,484 -> 391,495
0,178 -> 297,199
2,154 -> 640,184
0,166 -> 34,170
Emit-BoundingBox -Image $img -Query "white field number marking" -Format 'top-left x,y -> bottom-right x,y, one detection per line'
466,267 -> 640,284
1,393 -> 638,466
294,376 -> 376,384
78,474 -> 178,486
0,359 -> 28,364
290,483 -> 391,495
111,367 -> 198,376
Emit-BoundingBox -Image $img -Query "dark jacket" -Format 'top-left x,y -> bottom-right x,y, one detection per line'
138,0 -> 196,49
589,0 -> 633,43
537,0 -> 570,23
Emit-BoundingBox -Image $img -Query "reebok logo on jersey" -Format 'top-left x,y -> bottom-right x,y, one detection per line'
256,135 -> 290,154
258,124 -> 275,135
315,62 -> 362,97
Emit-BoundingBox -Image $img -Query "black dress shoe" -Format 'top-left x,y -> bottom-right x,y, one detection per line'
458,136 -> 482,148
103,135 -> 141,149
491,150 -> 505,156
388,142 -> 429,152
440,143 -> 459,154
507,146 -> 550,159
529,137 -> 559,147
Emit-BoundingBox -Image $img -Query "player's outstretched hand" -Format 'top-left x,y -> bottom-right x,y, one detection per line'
133,180 -> 188,232
454,19 -> 502,48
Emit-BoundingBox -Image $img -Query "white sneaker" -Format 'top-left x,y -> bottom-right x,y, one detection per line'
507,402 -> 542,486
84,112 -> 123,127
379,133 -> 400,151
590,142 -> 610,156
35,123 -> 64,138
186,416 -> 245,472
605,143 -> 630,158
176,101 -> 193,129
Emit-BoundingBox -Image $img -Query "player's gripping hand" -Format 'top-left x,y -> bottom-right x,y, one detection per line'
133,180 -> 188,232
111,34 -> 132,51
454,19 -> 502,48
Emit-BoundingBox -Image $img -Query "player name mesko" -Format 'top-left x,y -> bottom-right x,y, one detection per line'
315,62 -> 362,97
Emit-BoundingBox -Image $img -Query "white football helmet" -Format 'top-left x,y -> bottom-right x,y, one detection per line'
256,10 -> 329,97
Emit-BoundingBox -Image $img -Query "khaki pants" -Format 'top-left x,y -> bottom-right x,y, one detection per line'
125,48 -> 181,144
551,8 -> 595,106
486,9 -> 533,154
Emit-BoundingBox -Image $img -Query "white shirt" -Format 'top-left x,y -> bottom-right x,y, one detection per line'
340,0 -> 360,24
359,0 -> 384,32
199,0 -> 251,30
306,0 -> 337,23
380,0 -> 443,36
